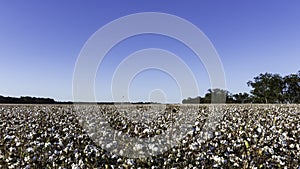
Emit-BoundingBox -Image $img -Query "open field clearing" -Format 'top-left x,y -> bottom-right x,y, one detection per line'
0,104 -> 299,168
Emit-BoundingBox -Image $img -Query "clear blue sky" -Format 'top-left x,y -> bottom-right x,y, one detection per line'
1,0 -> 299,102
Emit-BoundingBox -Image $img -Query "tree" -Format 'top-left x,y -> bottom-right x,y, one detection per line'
0,95 -> 56,104
182,96 -> 202,104
283,71 -> 300,103
204,88 -> 228,103
247,73 -> 284,103
233,92 -> 251,103
182,88 -> 230,104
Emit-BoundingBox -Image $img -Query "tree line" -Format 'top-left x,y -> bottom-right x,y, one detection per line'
182,70 -> 300,104
0,96 -> 159,104
1,70 -> 299,104
0,96 -> 56,104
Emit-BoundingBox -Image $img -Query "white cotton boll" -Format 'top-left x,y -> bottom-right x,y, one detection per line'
15,141 -> 21,147
189,144 -> 197,150
27,147 -> 34,153
8,164 -> 15,169
58,139 -> 63,147
71,163 -> 79,169
27,133 -> 33,139
133,144 -> 143,151
289,144 -> 295,149
119,150 -> 124,156
45,142 -> 51,148
4,135 -> 14,141
126,159 -> 135,166
54,150 -> 60,155
24,156 -> 30,162
143,128 -> 150,133
106,143 -> 112,149
256,127 -> 262,133
79,159 -> 84,167
152,146 -> 158,152
75,152 -> 79,159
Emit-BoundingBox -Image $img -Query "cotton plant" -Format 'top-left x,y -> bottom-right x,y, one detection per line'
0,104 -> 299,168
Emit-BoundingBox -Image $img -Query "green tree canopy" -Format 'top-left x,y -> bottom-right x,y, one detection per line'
247,73 -> 285,103
283,71 -> 300,103
233,92 -> 251,103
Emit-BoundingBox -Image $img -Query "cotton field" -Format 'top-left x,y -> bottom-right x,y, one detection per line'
0,104 -> 299,168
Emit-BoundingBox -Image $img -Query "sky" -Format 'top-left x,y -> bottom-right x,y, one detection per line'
0,0 -> 299,103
